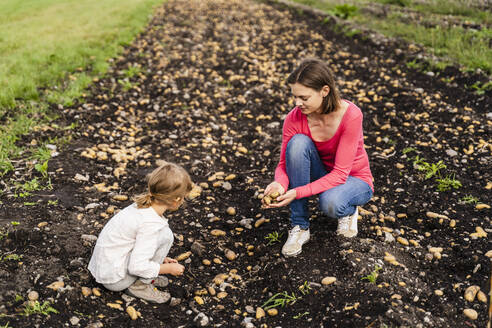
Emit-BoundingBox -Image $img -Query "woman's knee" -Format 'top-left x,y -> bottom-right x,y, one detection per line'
319,194 -> 346,218
286,134 -> 314,157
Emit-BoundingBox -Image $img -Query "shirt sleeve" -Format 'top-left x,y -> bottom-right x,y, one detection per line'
294,112 -> 363,199
127,222 -> 162,279
274,110 -> 301,192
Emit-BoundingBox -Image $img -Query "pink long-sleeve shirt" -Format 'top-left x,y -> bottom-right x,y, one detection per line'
274,101 -> 374,199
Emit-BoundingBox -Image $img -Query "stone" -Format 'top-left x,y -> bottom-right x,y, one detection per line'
193,312 -> 209,326
191,242 -> 205,256
70,316 -> 80,325
170,297 -> 181,306
27,291 -> 39,301
222,182 -> 232,191
445,149 -> 458,157
81,234 -> 97,242
321,276 -> 336,285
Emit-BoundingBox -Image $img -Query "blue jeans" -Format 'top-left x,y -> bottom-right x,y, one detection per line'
286,134 -> 373,229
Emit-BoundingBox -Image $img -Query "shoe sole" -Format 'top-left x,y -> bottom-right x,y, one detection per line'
125,289 -> 170,304
282,238 -> 310,257
339,230 -> 357,238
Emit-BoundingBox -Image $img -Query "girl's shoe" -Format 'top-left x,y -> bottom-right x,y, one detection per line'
337,207 -> 358,238
152,275 -> 169,288
126,280 -> 170,303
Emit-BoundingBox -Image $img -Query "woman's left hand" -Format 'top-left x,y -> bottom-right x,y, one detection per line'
164,257 -> 177,264
266,189 -> 297,208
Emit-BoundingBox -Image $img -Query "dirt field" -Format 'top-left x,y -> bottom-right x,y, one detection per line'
0,0 -> 490,327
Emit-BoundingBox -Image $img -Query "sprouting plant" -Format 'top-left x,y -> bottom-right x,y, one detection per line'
265,231 -> 283,245
299,281 -> 312,295
1,254 -> 22,261
117,79 -> 135,91
0,321 -> 11,328
15,294 -> 24,302
11,221 -> 19,226
0,230 -> 8,241
48,199 -> 59,205
402,147 -> 416,155
418,160 -> 446,180
262,291 -> 298,310
20,178 -> 42,192
361,265 -> 382,284
23,202 -> 36,206
34,160 -> 49,179
469,81 -> 492,95
31,146 -> 52,162
406,59 -> 421,70
332,4 -> 358,19
293,311 -> 310,319
23,301 -> 58,316
436,174 -> 462,192
123,65 -> 142,78
460,195 -> 479,204
412,155 -> 427,168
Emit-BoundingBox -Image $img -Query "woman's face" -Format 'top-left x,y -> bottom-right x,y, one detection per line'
290,83 -> 329,115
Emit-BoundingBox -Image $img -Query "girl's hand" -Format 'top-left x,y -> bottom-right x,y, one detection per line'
163,257 -> 177,264
167,263 -> 185,276
262,181 -> 285,207
267,189 -> 297,208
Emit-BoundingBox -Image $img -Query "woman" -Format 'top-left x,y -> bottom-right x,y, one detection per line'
263,58 -> 374,257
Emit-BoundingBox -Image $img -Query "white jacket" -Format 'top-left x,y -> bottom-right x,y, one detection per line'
88,203 -> 173,284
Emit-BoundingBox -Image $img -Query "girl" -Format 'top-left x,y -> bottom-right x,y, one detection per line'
88,161 -> 193,303
263,58 -> 374,257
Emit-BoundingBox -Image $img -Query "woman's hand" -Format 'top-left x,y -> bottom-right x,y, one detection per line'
263,182 -> 285,199
267,189 -> 297,208
163,257 -> 177,264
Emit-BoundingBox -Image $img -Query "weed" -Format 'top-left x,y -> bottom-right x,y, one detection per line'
10,221 -> 19,226
293,311 -> 310,319
117,79 -> 136,91
0,230 -> 8,241
20,178 -> 42,192
123,65 -> 142,78
361,265 -> 382,284
299,281 -> 312,295
34,160 -> 49,178
402,147 -> 416,155
1,254 -> 22,261
48,199 -> 59,205
0,321 -> 11,328
406,59 -> 422,70
469,81 -> 492,95
23,202 -> 37,206
436,174 -> 462,191
15,294 -> 24,302
262,291 -> 298,309
460,195 -> 478,204
23,301 -> 58,316
332,4 -> 358,19
31,146 -> 52,162
418,160 -> 446,180
265,231 -> 283,245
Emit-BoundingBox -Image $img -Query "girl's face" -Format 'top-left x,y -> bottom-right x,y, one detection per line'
290,83 -> 329,115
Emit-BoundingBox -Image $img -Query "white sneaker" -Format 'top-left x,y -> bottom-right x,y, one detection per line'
337,207 -> 358,238
281,225 -> 310,257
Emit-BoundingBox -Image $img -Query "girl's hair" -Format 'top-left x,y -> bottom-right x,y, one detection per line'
134,160 -> 193,209
287,58 -> 341,114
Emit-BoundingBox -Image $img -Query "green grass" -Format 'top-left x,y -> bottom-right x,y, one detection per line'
0,0 -> 163,177
289,0 -> 492,75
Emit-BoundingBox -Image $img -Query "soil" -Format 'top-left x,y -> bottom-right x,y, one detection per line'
0,0 -> 491,327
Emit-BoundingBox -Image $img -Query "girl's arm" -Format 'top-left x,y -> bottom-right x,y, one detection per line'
127,223 -> 163,279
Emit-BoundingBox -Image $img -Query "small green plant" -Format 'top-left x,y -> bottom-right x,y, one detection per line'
31,146 -> 52,162
402,147 -> 416,155
298,281 -> 312,295
15,294 -> 24,302
1,254 -> 22,261
34,160 -> 49,179
332,4 -> 358,19
436,174 -> 462,192
406,59 -> 422,70
460,195 -> 479,204
265,231 -> 283,245
1,321 -> 11,328
469,81 -> 492,95
11,221 -> 19,226
117,79 -> 135,91
293,311 -> 309,319
361,265 -> 382,284
0,230 -> 8,241
20,178 -> 42,192
123,65 -> 142,78
418,160 -> 446,180
262,291 -> 298,309
48,199 -> 59,205
23,202 -> 37,206
23,301 -> 58,316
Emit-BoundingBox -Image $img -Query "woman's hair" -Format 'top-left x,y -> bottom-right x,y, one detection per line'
134,160 -> 193,209
287,58 -> 341,114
